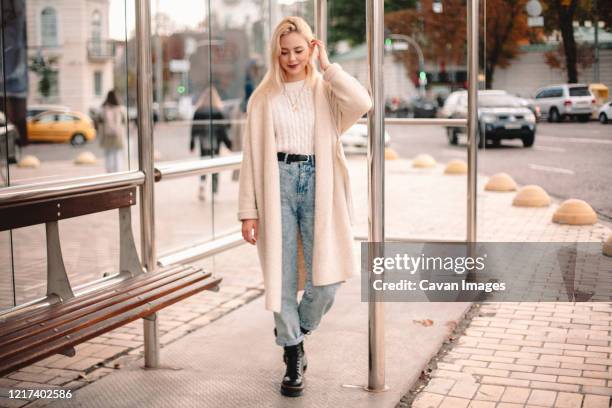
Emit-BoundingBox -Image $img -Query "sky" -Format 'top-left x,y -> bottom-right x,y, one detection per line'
109,0 -> 304,40
109,0 -> 207,40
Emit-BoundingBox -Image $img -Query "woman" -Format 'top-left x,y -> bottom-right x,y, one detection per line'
190,86 -> 232,200
98,90 -> 127,173
238,16 -> 371,397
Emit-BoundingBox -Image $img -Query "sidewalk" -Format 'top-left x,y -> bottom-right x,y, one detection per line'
0,154 -> 610,407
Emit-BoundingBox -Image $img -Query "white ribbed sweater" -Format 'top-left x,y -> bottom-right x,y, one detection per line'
271,79 -> 315,154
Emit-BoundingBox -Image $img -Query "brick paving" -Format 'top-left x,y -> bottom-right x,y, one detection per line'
409,302 -> 612,408
1,154 -> 611,407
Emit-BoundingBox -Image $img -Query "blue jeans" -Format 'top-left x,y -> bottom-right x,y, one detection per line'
274,159 -> 342,347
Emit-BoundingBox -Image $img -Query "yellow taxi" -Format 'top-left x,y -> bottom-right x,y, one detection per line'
589,83 -> 609,119
27,110 -> 96,145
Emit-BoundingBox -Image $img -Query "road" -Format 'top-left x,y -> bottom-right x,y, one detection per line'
11,120 -> 612,220
385,121 -> 612,220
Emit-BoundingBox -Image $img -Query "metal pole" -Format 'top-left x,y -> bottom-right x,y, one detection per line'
154,0 -> 164,121
315,0 -> 327,44
593,0 -> 599,83
366,0 -> 386,393
135,0 -> 159,368
389,34 -> 425,97
467,0 -> 478,242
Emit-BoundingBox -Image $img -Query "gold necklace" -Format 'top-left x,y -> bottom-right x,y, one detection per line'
283,80 -> 307,112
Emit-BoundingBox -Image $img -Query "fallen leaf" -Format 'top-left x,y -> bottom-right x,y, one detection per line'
413,319 -> 434,327
445,321 -> 458,331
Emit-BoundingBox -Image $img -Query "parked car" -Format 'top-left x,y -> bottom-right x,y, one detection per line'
341,123 -> 391,154
0,112 -> 19,163
27,110 -> 96,145
598,101 -> 612,124
443,91 -> 537,148
534,84 -> 595,123
27,104 -> 70,119
440,89 -> 538,120
438,89 -> 467,119
515,97 -> 541,121
410,96 -> 438,118
385,96 -> 411,117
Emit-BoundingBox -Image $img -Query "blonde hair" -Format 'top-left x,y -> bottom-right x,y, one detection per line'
248,16 -> 319,107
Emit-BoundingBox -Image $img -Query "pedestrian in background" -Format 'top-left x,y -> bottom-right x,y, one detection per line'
98,90 -> 127,173
238,16 -> 372,397
190,86 -> 232,201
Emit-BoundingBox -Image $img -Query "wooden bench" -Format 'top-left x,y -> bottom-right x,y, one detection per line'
0,185 -> 221,376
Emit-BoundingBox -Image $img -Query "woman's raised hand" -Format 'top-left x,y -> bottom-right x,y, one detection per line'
242,219 -> 258,245
311,39 -> 330,71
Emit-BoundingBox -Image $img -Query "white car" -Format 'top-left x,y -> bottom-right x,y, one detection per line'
341,123 -> 391,154
598,101 -> 612,124
534,84 -> 595,123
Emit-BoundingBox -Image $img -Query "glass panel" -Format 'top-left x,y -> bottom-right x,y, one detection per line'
569,86 -> 590,97
149,0 -> 215,256
331,0 -> 467,240
0,0 -> 135,307
6,0 -> 134,186
0,0 -> 28,311
209,0 -> 277,240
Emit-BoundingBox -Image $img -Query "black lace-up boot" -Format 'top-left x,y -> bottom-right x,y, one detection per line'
299,326 -> 310,370
275,327 -> 309,372
280,342 -> 305,397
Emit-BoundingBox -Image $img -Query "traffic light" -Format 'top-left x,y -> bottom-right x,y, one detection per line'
177,85 -> 186,94
419,71 -> 428,86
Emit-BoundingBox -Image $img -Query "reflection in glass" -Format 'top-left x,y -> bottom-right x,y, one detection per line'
1,0 -> 132,184
41,7 -> 59,47
0,0 -> 133,308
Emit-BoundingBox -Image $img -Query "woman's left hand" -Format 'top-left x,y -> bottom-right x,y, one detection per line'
311,39 -> 331,71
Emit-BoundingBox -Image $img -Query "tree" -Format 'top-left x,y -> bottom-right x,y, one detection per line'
384,0 -> 466,85
29,54 -> 59,99
542,0 -> 611,83
543,42 -> 594,76
481,0 -> 529,89
542,0 -> 583,83
385,0 -> 528,89
328,0 -> 417,52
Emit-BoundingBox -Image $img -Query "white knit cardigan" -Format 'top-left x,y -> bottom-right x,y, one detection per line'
238,63 -> 372,312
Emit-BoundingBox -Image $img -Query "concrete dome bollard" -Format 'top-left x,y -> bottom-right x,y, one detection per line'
603,235 -> 612,257
17,155 -> 41,168
74,151 -> 97,165
384,148 -> 399,160
444,159 -> 468,175
485,172 -> 517,191
412,154 -> 436,168
512,185 -> 551,207
552,199 -> 597,225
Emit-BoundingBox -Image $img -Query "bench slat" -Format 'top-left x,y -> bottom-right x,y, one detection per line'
0,275 -> 221,376
0,187 -> 136,232
0,269 -> 216,362
0,266 -> 205,347
0,264 -> 188,336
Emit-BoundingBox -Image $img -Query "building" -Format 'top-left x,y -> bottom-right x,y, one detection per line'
493,26 -> 612,97
26,0 -> 115,116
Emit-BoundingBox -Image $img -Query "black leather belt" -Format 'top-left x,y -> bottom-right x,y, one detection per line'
277,152 -> 315,164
